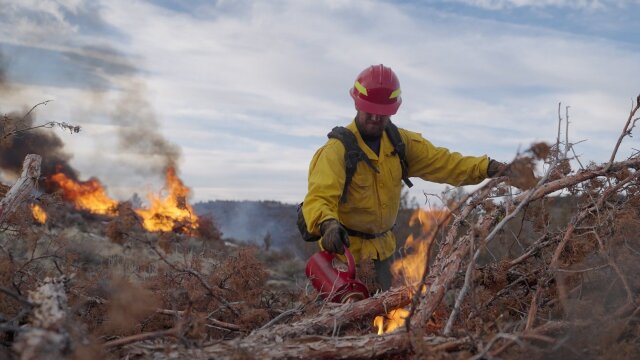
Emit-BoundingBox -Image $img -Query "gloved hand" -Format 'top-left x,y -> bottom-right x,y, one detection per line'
487,159 -> 509,178
488,159 -> 537,189
320,219 -> 350,255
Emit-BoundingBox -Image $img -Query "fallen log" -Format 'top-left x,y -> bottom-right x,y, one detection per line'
128,331 -> 470,359
246,286 -> 412,342
0,154 -> 42,226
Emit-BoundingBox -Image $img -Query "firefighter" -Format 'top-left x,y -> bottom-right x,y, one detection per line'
301,64 -> 510,291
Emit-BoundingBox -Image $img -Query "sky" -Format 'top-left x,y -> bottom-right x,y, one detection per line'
0,0 -> 639,204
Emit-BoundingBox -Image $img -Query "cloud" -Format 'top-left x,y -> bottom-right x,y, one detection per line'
0,0 -> 638,203
443,0 -> 632,10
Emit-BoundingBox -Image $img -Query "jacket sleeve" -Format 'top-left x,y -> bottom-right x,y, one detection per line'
302,140 -> 345,235
402,129 -> 489,186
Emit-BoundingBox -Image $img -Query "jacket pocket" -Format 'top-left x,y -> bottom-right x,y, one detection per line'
345,168 -> 374,208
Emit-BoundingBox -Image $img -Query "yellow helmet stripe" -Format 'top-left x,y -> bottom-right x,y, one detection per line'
389,88 -> 401,99
354,81 -> 368,96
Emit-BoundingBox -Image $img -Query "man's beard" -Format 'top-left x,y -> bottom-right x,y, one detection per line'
356,119 -> 385,140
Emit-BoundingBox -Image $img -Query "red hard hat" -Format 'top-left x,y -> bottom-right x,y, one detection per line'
350,64 -> 402,116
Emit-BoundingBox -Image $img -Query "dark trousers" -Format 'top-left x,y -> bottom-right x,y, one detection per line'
373,256 -> 393,291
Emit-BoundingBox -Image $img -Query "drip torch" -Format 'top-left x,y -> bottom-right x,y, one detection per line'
305,248 -> 369,303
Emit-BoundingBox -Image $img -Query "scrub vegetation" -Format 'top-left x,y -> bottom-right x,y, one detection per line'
1,97 -> 640,359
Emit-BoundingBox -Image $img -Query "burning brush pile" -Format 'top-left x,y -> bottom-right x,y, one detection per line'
0,98 -> 303,359
46,166 -> 201,235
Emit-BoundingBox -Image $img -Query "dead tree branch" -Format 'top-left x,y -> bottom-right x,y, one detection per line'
445,152 -> 558,335
0,154 -> 41,226
606,94 -> 640,171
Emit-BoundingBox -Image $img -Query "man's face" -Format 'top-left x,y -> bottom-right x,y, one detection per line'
355,111 -> 390,138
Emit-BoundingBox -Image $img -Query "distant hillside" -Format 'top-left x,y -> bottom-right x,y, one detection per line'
194,200 -> 303,253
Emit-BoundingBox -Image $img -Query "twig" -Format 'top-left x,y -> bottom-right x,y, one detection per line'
508,234 -> 551,267
155,308 -> 242,331
0,286 -> 32,308
556,102 -> 562,163
443,227 -> 476,335
103,327 -> 180,348
591,230 -> 634,304
550,169 -> 640,268
471,332 -> 527,360
21,100 -> 53,122
258,304 -> 304,330
564,105 -> 571,159
606,95 -> 640,171
144,239 -> 239,316
525,286 -> 542,331
1,101 -> 80,140
556,263 -> 609,273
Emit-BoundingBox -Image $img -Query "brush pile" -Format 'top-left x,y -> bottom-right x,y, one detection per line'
1,96 -> 640,359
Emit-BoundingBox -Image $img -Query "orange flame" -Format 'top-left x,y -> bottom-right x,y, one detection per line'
391,208 -> 450,286
374,308 -> 409,335
50,173 -> 118,215
31,204 -> 47,224
134,167 -> 199,233
374,208 -> 450,335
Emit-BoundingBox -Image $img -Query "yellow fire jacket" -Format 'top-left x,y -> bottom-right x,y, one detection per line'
302,120 -> 489,262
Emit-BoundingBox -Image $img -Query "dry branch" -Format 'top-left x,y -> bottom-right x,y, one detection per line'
606,95 -> 640,170
524,157 -> 640,204
406,179 -> 501,330
0,154 -> 41,225
104,327 -> 180,349
247,286 -> 412,342
13,276 -> 71,360
411,211 -> 501,329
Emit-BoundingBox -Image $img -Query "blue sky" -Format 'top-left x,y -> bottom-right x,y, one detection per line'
0,0 -> 639,203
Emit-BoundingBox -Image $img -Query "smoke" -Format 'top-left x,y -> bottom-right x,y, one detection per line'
0,108 -> 78,181
0,51 -> 78,181
0,45 -> 181,193
111,81 -> 181,174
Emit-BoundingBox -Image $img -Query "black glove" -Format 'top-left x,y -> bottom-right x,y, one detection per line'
488,159 -> 537,189
487,159 -> 509,178
320,219 -> 350,255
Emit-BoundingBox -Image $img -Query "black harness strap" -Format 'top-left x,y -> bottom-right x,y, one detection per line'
384,122 -> 413,188
327,122 -> 413,205
328,126 -> 379,203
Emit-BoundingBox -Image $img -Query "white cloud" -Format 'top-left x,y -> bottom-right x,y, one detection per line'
446,0 -> 633,10
1,0 -> 638,203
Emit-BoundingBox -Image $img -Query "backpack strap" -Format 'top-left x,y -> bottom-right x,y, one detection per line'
385,121 -> 413,188
328,127 -> 379,203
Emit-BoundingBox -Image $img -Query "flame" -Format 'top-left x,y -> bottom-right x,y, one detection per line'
374,208 -> 450,335
134,167 -> 199,233
391,208 -> 450,286
374,308 -> 410,335
31,204 -> 47,224
50,173 -> 119,215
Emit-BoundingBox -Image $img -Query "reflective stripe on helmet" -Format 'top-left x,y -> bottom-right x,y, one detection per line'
354,80 -> 368,96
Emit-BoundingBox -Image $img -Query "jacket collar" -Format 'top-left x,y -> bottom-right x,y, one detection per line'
346,120 -> 392,161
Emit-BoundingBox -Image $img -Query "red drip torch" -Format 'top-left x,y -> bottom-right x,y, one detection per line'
305,248 -> 369,303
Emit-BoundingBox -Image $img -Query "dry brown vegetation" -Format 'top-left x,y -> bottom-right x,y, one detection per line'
1,97 -> 640,359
